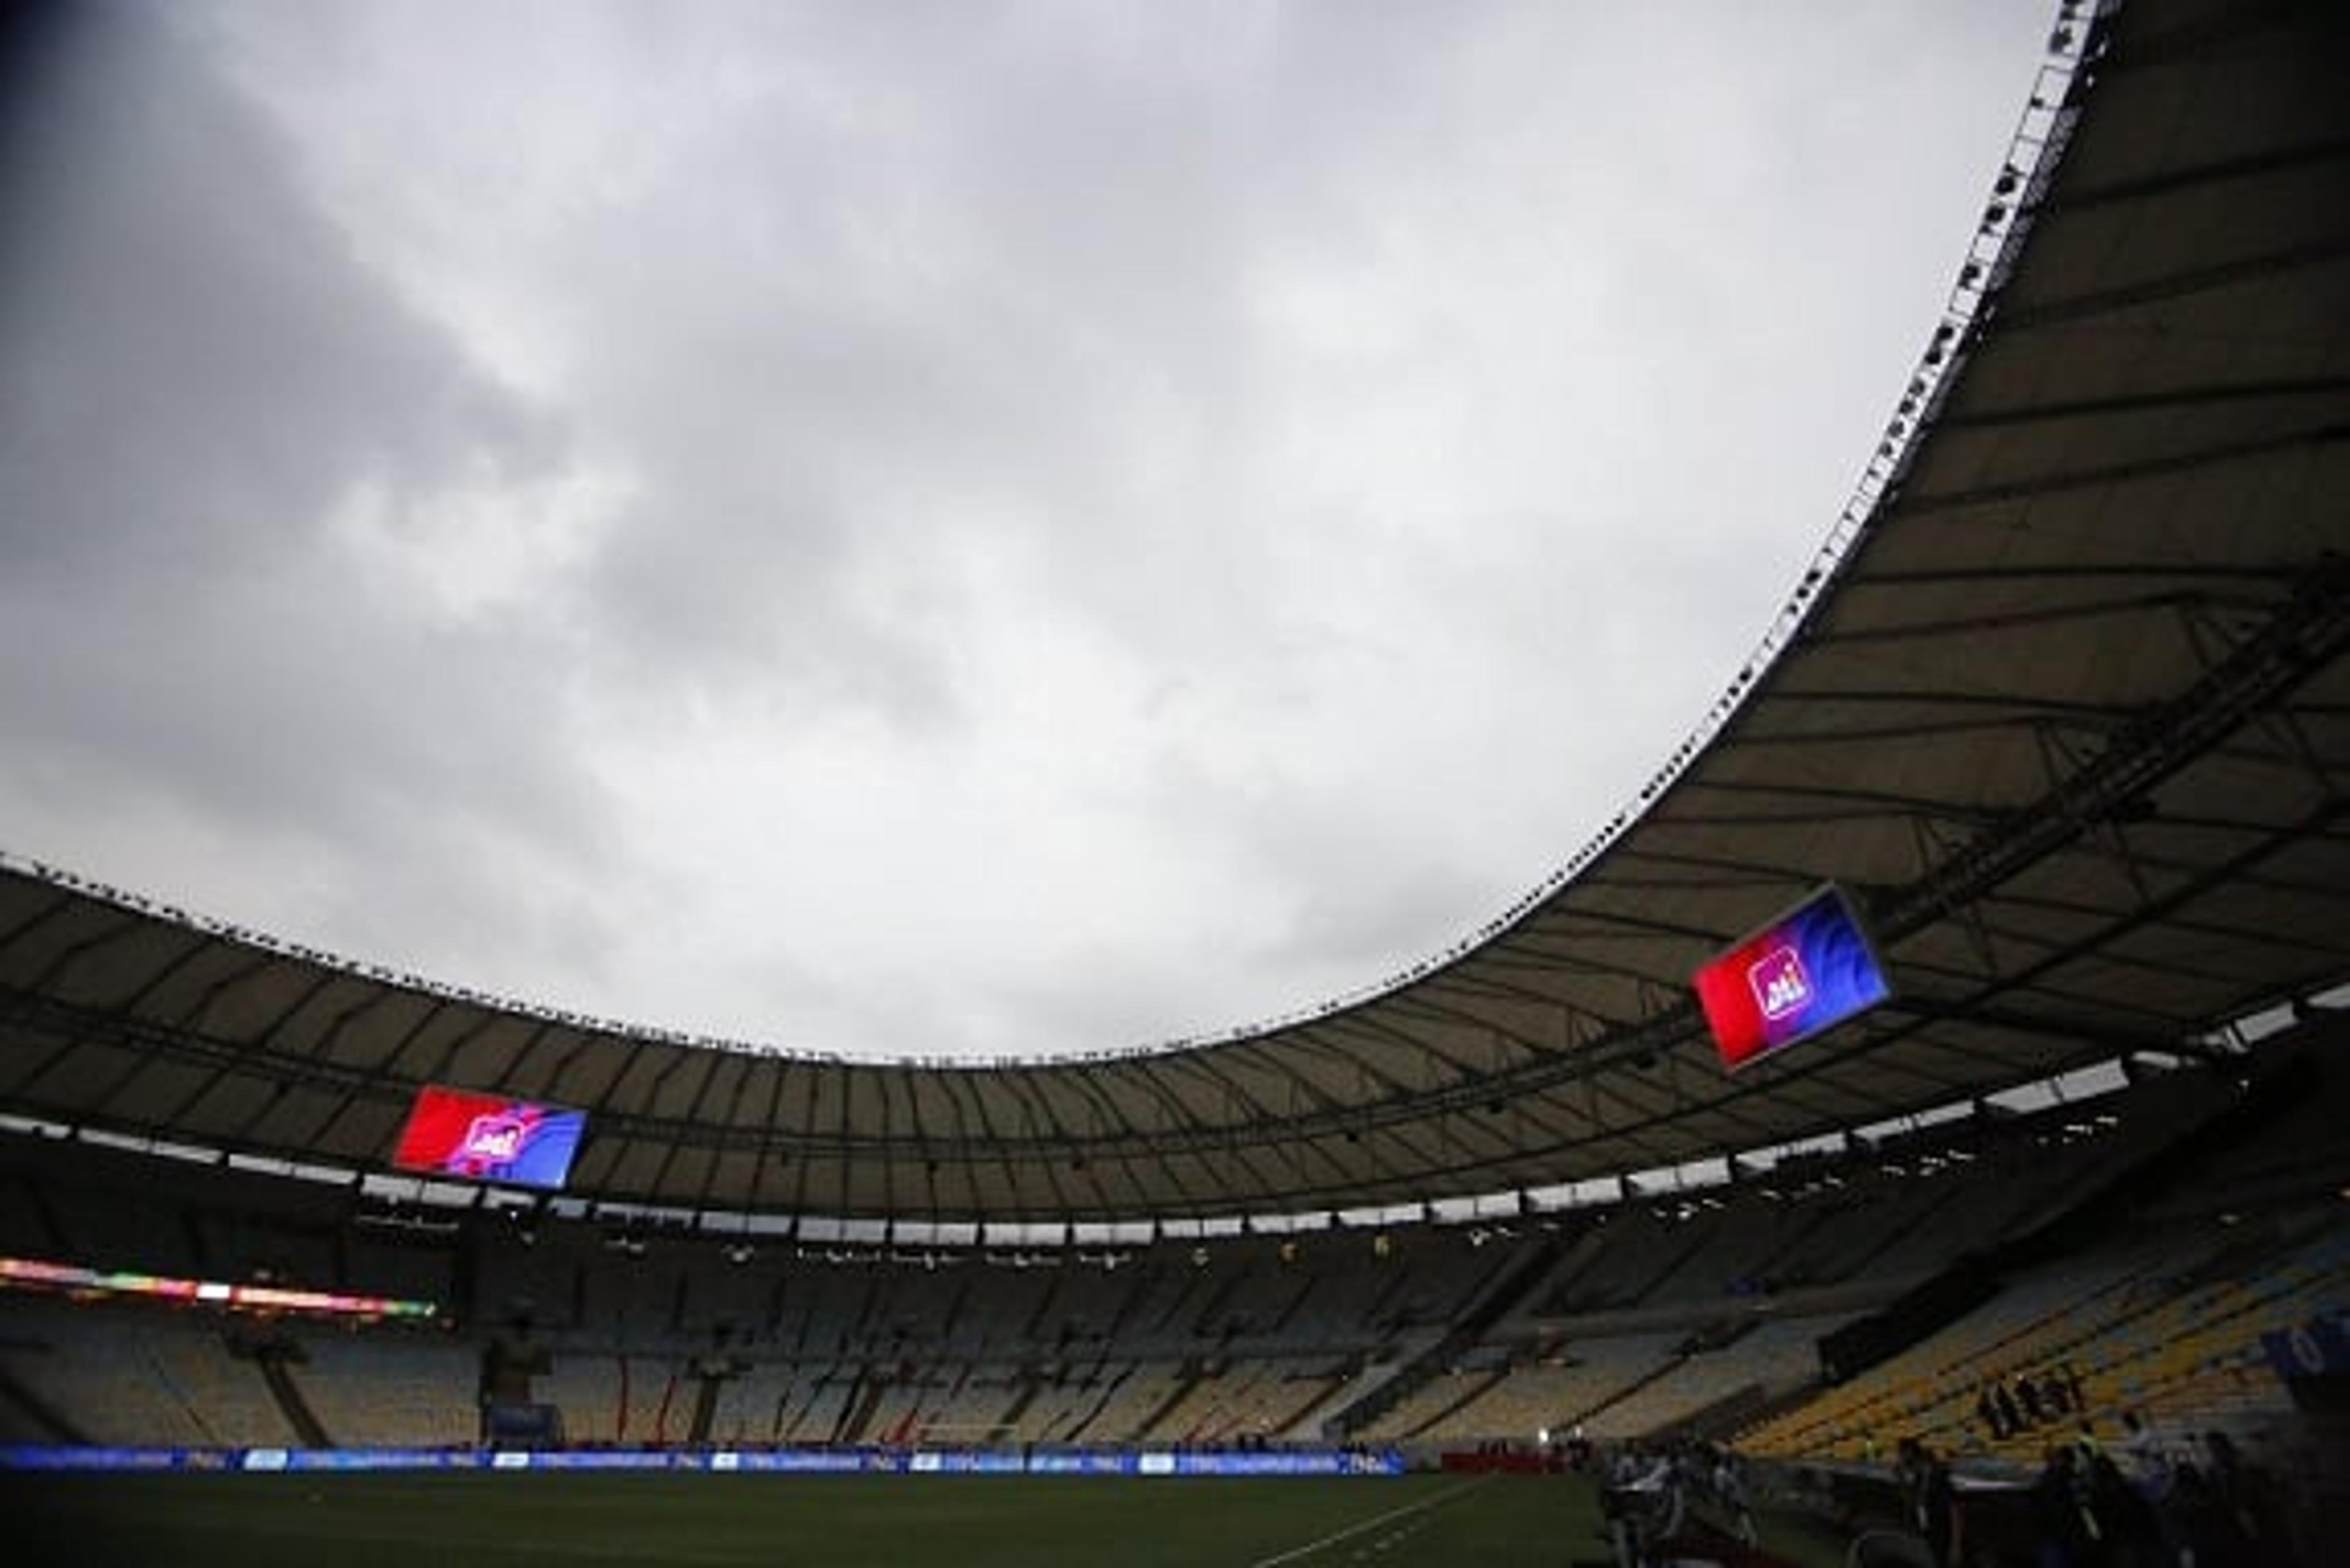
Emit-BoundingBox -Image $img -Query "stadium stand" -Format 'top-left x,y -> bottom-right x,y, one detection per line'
293,1329 -> 478,1447
1,1033 -> 2343,1465
0,1035 -> 2342,1462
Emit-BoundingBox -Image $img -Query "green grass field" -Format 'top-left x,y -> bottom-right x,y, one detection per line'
0,1470 -> 1854,1568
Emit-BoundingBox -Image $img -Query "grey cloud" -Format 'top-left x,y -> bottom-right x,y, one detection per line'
0,8 -> 617,979
0,1 -> 2057,1058
0,15 -> 552,586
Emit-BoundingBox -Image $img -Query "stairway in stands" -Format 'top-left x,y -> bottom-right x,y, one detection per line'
1323,1236 -> 1563,1438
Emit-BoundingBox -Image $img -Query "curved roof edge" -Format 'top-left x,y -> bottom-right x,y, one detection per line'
0,9 -> 2113,1072
10,0 -> 2350,1223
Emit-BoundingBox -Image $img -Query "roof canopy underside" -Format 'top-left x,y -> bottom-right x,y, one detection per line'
5,0 -> 2349,1222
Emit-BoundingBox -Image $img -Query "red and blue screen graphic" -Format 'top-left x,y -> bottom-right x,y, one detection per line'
392,1086 -> 586,1189
1693,884 -> 1892,1070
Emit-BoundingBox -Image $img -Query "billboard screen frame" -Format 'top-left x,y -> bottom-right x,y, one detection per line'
390,1085 -> 587,1190
1692,881 -> 1893,1072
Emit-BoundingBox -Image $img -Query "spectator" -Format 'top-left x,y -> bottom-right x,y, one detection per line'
2017,1375 -> 2048,1429
2168,1460 -> 2248,1568
2202,1432 -> 2294,1568
1603,1444 -> 1682,1568
1712,1448 -> 1758,1548
1897,1436 -> 1958,1568
2086,1452 -> 2161,1568
2118,1412 -> 2182,1564
2117,1411 -> 2166,1487
2030,1444 -> 2101,1568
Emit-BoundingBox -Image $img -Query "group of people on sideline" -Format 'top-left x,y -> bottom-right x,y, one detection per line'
1884,1421 -> 2298,1568
1600,1439 -> 1759,1567
2026,1423 -> 2294,1568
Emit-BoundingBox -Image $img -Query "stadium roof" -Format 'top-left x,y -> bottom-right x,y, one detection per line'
4,0 -> 2348,1225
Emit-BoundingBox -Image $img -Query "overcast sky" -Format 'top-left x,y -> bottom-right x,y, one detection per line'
0,1 -> 2054,1060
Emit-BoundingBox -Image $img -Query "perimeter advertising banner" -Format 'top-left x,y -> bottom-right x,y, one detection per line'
0,1256 -> 433,1320
0,1446 -> 1408,1476
1692,883 -> 1893,1070
391,1086 -> 586,1189
2263,1313 -> 2350,1381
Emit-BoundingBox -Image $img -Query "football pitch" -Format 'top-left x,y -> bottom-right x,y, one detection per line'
0,1469 -> 1851,1567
